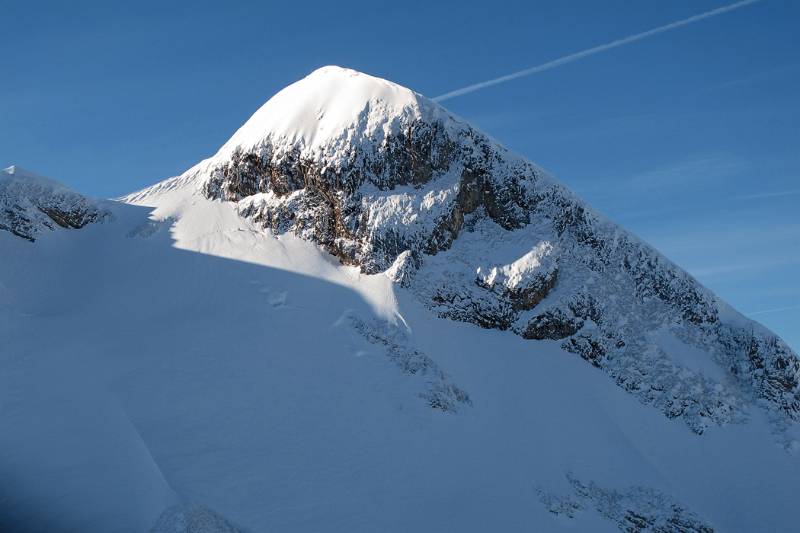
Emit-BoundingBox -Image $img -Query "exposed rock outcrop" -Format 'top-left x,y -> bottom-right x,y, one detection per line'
538,473 -> 715,533
0,165 -> 108,241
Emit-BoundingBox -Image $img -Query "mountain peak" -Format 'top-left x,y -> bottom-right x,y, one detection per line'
144,66 -> 799,440
214,66 -> 445,161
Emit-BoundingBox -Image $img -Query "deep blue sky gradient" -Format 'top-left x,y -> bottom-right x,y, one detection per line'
2,0 -> 798,347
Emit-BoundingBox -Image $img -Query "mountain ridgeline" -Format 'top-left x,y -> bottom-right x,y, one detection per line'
0,165 -> 108,241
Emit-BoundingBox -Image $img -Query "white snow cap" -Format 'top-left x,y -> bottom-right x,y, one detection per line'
215,66 -> 448,160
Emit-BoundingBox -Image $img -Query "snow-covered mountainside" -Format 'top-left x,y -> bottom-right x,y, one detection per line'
0,165 -> 108,240
130,66 -> 799,437
2,66 -> 799,532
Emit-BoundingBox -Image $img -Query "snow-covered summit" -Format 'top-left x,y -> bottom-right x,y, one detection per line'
125,66 -> 460,203
214,65 -> 452,163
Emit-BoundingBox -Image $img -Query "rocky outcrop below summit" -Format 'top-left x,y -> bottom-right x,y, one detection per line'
202,117 -> 529,273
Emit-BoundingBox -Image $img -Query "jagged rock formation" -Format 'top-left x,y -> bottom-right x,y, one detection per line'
348,314 -> 471,413
0,165 -> 107,241
538,474 -> 715,532
129,66 -> 799,436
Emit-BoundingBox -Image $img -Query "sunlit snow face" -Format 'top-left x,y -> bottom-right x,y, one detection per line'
476,241 -> 556,292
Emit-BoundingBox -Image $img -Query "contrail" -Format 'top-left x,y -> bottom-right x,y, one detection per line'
434,0 -> 763,102
749,304 -> 800,316
736,188 -> 800,200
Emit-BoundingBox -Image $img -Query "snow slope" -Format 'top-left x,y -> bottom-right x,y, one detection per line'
2,189 -> 798,532
2,66 -> 799,532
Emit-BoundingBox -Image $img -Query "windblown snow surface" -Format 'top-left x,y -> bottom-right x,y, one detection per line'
1,67 -> 799,532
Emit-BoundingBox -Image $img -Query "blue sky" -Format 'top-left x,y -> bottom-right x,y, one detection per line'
1,0 -> 798,348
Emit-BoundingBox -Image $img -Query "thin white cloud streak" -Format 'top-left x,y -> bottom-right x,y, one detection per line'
433,0 -> 764,102
749,305 -> 800,316
736,189 -> 800,200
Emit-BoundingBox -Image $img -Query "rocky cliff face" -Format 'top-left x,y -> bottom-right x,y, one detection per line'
136,67 -> 799,438
0,165 -> 107,241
